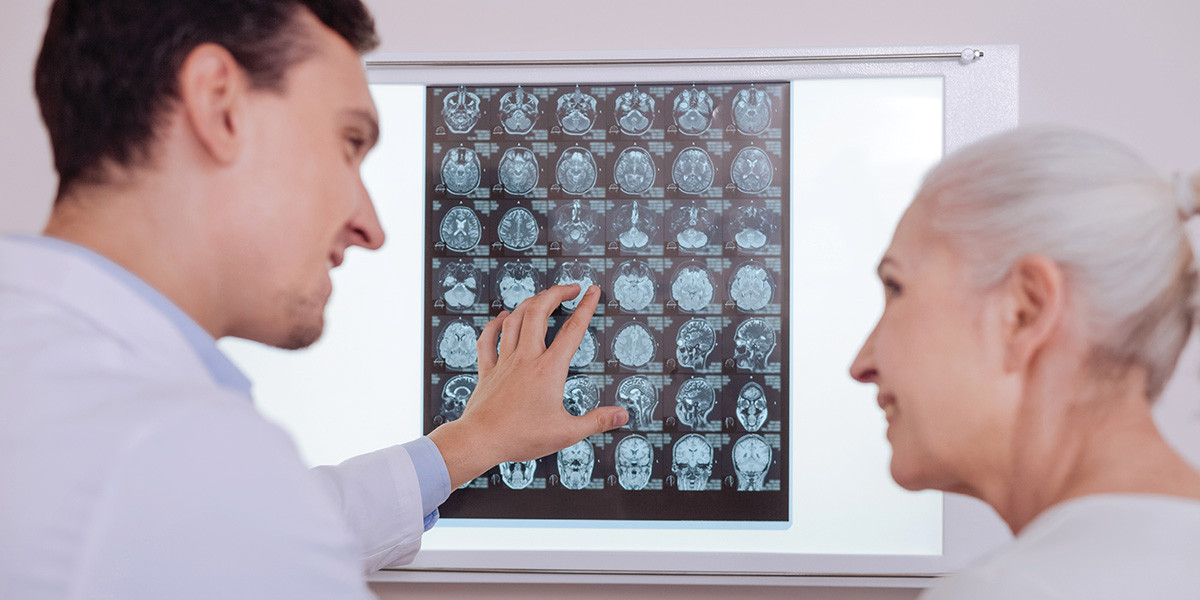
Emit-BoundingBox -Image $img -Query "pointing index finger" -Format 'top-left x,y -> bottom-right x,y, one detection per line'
547,284 -> 601,368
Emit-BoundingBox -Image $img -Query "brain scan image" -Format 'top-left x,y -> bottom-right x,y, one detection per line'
557,440 -> 595,490
437,320 -> 478,370
440,373 -> 476,421
668,203 -> 717,250
571,327 -> 599,369
610,201 -> 659,252
731,86 -> 773,135
674,378 -> 716,430
730,204 -> 778,251
671,147 -> 715,195
499,460 -> 537,490
672,433 -> 714,491
616,375 -> 658,429
556,86 -> 598,135
670,264 -> 715,312
730,147 -> 773,194
498,261 -> 538,310
441,86 -> 482,134
562,374 -> 600,416
439,260 -> 484,311
439,206 -> 482,253
498,147 -> 539,195
498,86 -> 539,135
615,435 -> 653,490
732,434 -> 772,491
497,206 -> 539,251
728,263 -> 774,311
553,260 -> 597,311
551,199 -> 601,252
440,147 -> 481,195
611,321 -> 656,368
672,87 -> 714,135
734,318 -> 776,372
556,147 -> 598,195
613,146 -> 656,195
612,259 -> 656,312
675,318 -> 716,370
736,381 -> 768,432
614,86 -> 656,136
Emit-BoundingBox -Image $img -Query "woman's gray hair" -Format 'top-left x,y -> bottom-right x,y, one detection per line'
919,126 -> 1199,400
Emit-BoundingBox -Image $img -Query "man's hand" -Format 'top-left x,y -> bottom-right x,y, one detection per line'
428,284 -> 628,488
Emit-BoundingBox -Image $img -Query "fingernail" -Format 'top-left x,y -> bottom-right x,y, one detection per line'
586,285 -> 599,297
614,409 -> 629,427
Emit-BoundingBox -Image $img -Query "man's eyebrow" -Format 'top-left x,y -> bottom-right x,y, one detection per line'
343,108 -> 380,146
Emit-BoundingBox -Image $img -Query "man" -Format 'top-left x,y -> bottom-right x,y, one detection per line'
0,1 -> 627,597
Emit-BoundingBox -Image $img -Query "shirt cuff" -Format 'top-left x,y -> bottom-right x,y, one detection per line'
401,436 -> 452,531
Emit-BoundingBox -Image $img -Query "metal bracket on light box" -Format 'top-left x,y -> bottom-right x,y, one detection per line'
367,48 -> 984,68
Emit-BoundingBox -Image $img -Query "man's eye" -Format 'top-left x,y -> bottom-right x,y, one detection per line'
882,278 -> 902,297
347,137 -> 366,153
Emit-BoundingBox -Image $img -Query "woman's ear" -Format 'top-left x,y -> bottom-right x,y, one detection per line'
1001,254 -> 1066,372
177,43 -> 245,165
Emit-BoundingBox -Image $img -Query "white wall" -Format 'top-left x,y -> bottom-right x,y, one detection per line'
4,1 -> 1198,598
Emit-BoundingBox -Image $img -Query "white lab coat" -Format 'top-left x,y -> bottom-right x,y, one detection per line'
0,237 -> 424,599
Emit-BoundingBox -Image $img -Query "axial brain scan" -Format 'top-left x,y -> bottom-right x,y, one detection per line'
440,147 -> 481,195
497,206 -> 539,251
732,434 -> 772,491
440,373 -> 476,421
439,206 -> 482,252
610,201 -> 659,252
672,433 -> 714,491
498,261 -> 538,310
671,264 -> 715,312
675,378 -> 716,430
612,259 -> 656,312
730,146 -> 773,194
562,374 -> 600,416
611,321 -> 656,368
728,263 -> 774,311
675,318 -> 716,370
672,87 -> 714,135
439,260 -> 483,311
499,86 -> 539,135
671,147 -> 715,195
437,320 -> 478,370
556,147 -> 598,195
615,435 -> 653,490
553,260 -> 597,311
571,327 -> 599,368
499,460 -> 538,490
551,199 -> 601,252
616,375 -> 658,429
668,204 -> 717,250
556,86 -> 598,135
557,440 -> 595,490
441,86 -> 481,134
614,86 -> 656,136
613,146 -> 656,195
734,318 -> 776,372
498,147 -> 539,195
731,204 -> 778,251
736,381 -> 768,432
731,86 -> 773,135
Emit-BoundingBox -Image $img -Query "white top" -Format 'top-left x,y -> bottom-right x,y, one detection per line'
0,236 -> 437,599
922,494 -> 1200,599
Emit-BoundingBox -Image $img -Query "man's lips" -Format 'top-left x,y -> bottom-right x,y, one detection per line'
878,392 -> 898,421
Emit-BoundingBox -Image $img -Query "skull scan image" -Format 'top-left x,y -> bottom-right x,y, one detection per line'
441,86 -> 482,134
611,321 -> 656,368
557,440 -> 595,490
616,375 -> 658,429
670,264 -> 715,312
553,260 -> 597,311
734,318 -> 776,372
730,147 -> 773,194
440,374 -> 476,421
612,259 -> 656,312
499,460 -> 537,490
562,374 -> 600,416
498,86 -> 540,135
610,201 -> 659,252
672,433 -> 714,491
671,147 -> 715,195
498,147 -> 539,195
731,86 -> 773,135
615,435 -> 653,490
556,86 -> 598,135
732,434 -> 772,491
613,146 -> 656,195
551,199 -> 601,252
672,87 -> 714,136
728,263 -> 774,312
439,260 -> 484,311
498,261 -> 538,310
570,327 -> 599,368
668,204 -> 717,251
675,318 -> 716,370
437,320 -> 478,370
439,206 -> 482,252
614,86 -> 656,136
555,147 -> 598,195
497,206 -> 540,251
731,204 -> 778,251
736,381 -> 768,432
440,147 -> 481,195
675,378 -> 716,430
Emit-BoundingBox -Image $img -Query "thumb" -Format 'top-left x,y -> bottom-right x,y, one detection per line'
576,406 -> 628,438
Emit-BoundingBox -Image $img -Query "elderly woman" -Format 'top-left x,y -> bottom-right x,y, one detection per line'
849,127 -> 1200,598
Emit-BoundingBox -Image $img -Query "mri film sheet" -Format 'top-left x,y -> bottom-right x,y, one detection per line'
424,82 -> 790,521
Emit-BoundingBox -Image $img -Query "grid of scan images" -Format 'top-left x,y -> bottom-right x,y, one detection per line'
424,81 -> 789,521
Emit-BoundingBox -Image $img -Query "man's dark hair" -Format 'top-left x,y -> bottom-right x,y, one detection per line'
34,0 -> 379,199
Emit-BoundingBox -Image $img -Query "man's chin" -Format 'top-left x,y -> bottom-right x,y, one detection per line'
279,320 -> 324,350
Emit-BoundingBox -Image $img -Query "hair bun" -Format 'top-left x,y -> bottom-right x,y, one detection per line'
1175,171 -> 1200,220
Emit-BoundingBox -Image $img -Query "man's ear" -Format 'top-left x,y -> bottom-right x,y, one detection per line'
177,43 -> 245,165
1001,254 -> 1066,372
